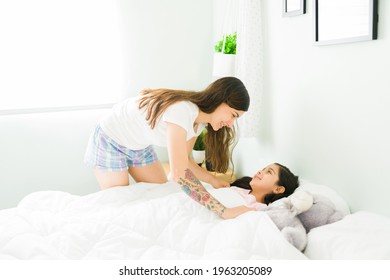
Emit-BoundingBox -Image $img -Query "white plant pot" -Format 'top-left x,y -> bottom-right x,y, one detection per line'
192,150 -> 205,165
212,52 -> 236,77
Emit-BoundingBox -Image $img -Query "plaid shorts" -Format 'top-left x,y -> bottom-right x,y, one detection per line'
84,125 -> 158,172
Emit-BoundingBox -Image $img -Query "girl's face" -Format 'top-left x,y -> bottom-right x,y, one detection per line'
250,164 -> 284,194
209,103 -> 245,131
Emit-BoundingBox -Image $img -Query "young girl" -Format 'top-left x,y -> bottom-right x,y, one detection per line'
85,77 -> 251,219
230,163 -> 300,210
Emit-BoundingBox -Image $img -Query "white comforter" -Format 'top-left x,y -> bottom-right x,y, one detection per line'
0,182 -> 306,260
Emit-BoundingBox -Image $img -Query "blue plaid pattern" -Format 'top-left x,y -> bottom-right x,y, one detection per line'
84,126 -> 158,172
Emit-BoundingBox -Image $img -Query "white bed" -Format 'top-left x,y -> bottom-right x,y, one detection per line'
0,180 -> 389,260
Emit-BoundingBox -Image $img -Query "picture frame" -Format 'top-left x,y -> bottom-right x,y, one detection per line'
314,0 -> 379,46
283,0 -> 306,17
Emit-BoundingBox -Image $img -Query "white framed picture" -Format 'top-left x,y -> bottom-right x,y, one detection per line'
283,0 -> 306,17
314,0 -> 379,45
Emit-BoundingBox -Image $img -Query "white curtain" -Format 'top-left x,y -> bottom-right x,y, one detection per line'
235,0 -> 263,138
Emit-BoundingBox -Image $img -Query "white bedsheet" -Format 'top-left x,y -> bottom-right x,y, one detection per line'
0,182 -> 306,260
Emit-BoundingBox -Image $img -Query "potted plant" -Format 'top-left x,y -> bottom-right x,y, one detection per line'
192,128 -> 207,166
214,32 -> 237,54
212,32 -> 237,77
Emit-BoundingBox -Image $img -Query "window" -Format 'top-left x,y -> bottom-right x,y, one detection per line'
0,0 -> 125,112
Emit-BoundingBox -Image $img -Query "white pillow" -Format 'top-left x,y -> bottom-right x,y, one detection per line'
304,211 -> 390,259
296,179 -> 350,215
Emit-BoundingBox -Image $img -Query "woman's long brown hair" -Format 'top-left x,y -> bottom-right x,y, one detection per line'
138,77 -> 250,173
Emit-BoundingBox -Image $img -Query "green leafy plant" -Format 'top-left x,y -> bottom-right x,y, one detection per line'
214,32 -> 237,54
193,128 -> 207,151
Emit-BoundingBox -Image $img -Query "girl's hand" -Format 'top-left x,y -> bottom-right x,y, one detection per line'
211,178 -> 230,189
221,205 -> 255,219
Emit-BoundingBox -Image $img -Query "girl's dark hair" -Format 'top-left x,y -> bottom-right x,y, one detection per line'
138,77 -> 250,173
231,163 -> 300,205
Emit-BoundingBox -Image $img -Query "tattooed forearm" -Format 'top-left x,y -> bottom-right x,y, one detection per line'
178,169 -> 226,216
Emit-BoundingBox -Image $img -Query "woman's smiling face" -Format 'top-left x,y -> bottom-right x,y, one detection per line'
208,103 -> 245,131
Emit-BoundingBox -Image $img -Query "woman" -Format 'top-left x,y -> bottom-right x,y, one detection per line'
85,77 -> 251,219
230,163 -> 300,210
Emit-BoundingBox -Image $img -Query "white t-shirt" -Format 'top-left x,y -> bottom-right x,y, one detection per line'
99,96 -> 206,150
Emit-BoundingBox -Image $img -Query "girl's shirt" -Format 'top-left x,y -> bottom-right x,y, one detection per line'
230,187 -> 268,211
99,96 -> 206,150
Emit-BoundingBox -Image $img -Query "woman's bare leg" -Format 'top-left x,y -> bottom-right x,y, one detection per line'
128,161 -> 168,183
94,168 -> 130,190
94,161 -> 167,189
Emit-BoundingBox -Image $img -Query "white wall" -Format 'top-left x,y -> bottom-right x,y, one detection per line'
235,0 -> 390,218
117,0 -> 214,93
0,0 -> 214,209
0,110 -> 108,209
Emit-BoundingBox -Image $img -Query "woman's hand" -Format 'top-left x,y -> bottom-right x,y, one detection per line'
221,205 -> 255,219
211,178 -> 230,189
